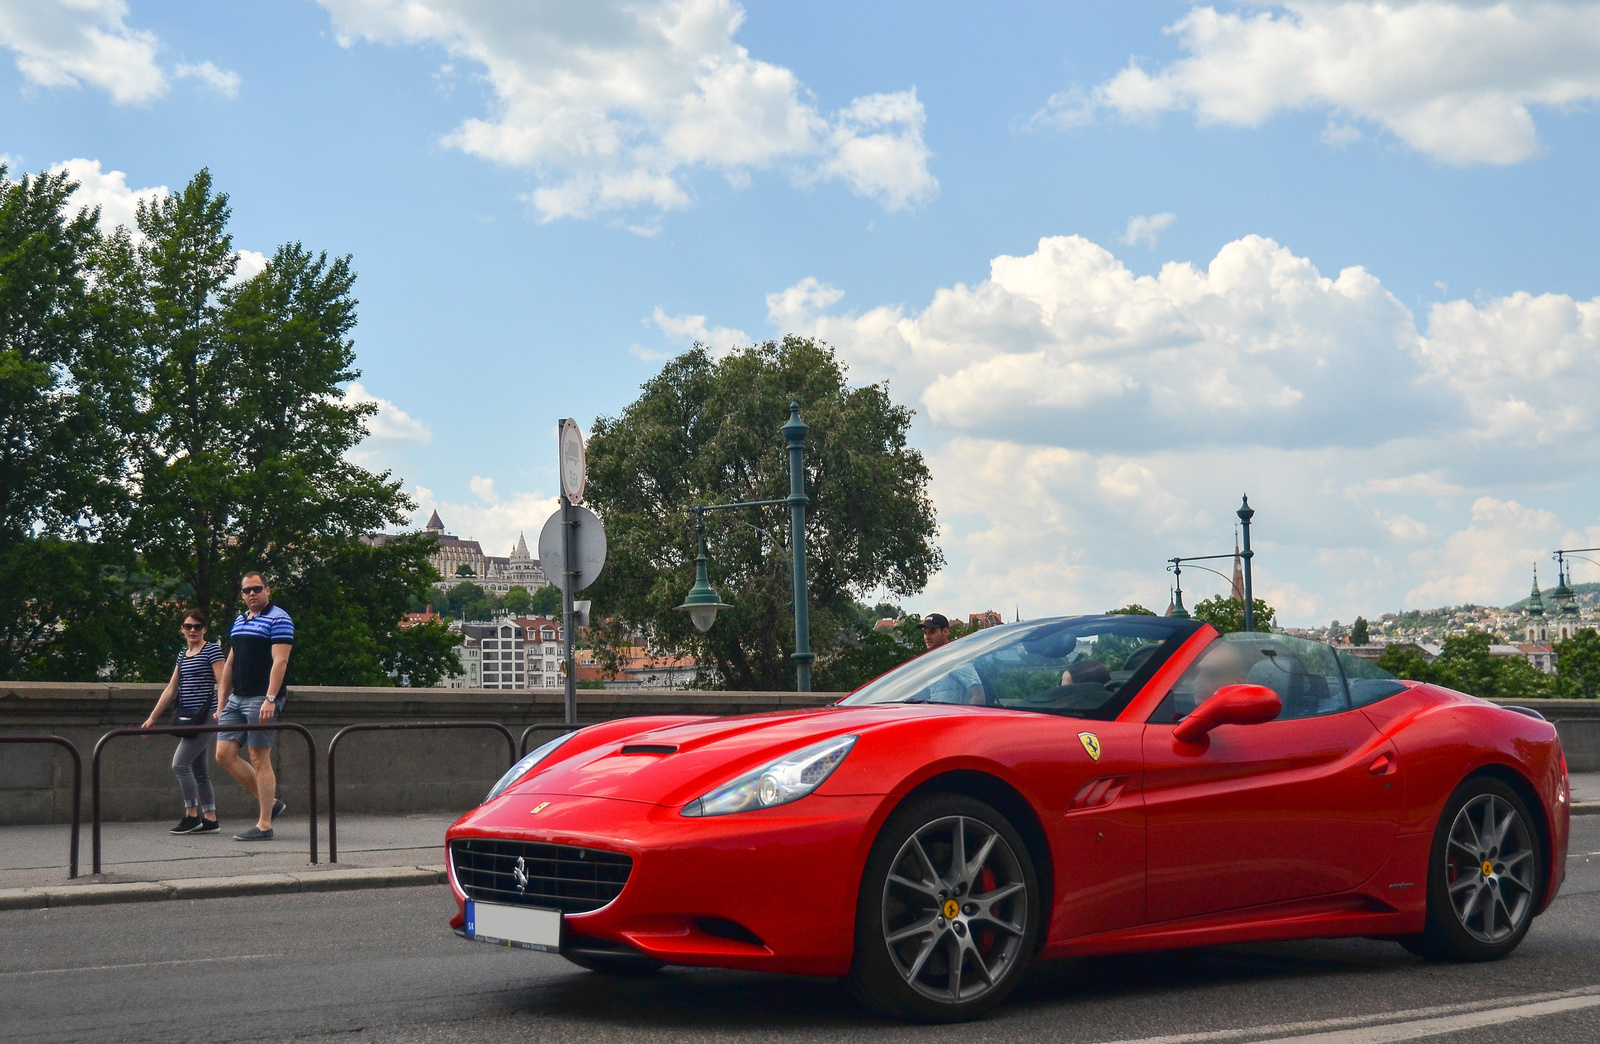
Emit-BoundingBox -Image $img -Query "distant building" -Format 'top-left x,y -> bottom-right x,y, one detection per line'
967,611 -> 1003,630
423,512 -> 547,596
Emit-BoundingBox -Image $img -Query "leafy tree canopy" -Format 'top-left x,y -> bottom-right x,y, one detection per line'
1350,616 -> 1370,645
584,337 -> 942,690
1106,604 -> 1157,616
1190,596 -> 1277,634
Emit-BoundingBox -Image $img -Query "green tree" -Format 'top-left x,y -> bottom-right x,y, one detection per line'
0,164 -> 154,678
1106,604 -> 1157,616
504,586 -> 533,614
1555,629 -> 1600,699
1350,616 -> 1370,645
584,337 -> 942,690
127,170 -> 412,638
1376,644 -> 1433,682
1191,596 -> 1277,634
1426,631 -> 1553,700
456,564 -> 475,576
444,581 -> 493,621
530,585 -> 562,616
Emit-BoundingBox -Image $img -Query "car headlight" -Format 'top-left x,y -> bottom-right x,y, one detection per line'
681,735 -> 857,817
484,731 -> 576,804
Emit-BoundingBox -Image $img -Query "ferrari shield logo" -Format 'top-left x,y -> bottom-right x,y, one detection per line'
1078,732 -> 1101,761
529,801 -> 550,815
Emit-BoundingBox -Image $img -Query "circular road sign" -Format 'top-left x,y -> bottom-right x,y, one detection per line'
538,504 -> 607,592
560,419 -> 586,503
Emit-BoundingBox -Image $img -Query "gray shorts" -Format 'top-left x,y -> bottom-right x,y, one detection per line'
217,695 -> 281,748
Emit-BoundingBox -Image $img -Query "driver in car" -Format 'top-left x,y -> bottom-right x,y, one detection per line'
1194,643 -> 1247,704
920,614 -> 986,704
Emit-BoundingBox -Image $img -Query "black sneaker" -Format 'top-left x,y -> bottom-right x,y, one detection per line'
169,815 -> 201,834
233,826 -> 274,842
193,818 -> 220,833
271,798 -> 286,821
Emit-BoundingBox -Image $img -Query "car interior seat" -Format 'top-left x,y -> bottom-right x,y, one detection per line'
1245,649 -> 1327,719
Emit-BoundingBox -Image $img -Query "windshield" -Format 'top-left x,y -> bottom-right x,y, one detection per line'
840,615 -> 1202,721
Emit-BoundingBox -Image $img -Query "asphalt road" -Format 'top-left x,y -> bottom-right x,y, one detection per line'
6,817 -> 1600,1044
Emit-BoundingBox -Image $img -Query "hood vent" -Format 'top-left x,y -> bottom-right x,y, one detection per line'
619,743 -> 678,756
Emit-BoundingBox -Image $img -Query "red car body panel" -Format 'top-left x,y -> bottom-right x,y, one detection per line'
444,623 -> 1570,974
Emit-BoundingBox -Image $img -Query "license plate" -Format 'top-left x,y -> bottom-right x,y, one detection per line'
464,900 -> 562,952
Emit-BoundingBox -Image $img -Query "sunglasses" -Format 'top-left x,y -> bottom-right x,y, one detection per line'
241,585 -> 265,595
182,623 -> 204,631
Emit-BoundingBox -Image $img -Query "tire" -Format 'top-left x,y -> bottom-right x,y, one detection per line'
1403,776 -> 1542,962
848,794 -> 1040,1022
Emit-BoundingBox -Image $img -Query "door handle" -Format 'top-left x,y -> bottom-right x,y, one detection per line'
1368,754 -> 1394,775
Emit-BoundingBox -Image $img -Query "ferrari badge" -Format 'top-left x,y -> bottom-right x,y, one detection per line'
530,801 -> 550,815
1078,732 -> 1101,761
943,899 -> 960,920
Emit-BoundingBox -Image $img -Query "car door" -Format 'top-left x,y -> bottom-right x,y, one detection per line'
1140,633 -> 1402,923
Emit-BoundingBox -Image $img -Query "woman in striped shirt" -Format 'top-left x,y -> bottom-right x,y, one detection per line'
143,609 -> 226,833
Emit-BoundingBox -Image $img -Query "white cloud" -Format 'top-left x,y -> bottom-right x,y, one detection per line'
1047,1 -> 1600,165
0,0 -> 166,104
650,307 -> 749,357
231,249 -> 269,283
316,0 -> 937,220
411,484 -> 561,564
49,157 -> 166,234
175,60 -> 240,98
751,231 -> 1600,622
345,381 -> 432,444
1121,212 -> 1175,247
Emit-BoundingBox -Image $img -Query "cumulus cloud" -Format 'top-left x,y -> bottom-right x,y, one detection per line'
345,382 -> 432,445
0,0 -> 166,104
175,60 -> 240,98
49,157 -> 166,233
412,483 -> 561,564
316,0 -> 937,220
1042,1 -> 1600,165
754,230 -> 1600,621
650,308 -> 749,357
1121,212 -> 1175,247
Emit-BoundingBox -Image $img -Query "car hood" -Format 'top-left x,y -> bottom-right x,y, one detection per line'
500,703 -> 960,808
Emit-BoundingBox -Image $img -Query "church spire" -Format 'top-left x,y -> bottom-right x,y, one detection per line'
425,510 -> 444,532
1527,564 -> 1545,617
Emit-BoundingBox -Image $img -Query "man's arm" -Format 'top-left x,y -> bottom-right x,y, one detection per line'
218,649 -> 234,701
260,642 -> 291,722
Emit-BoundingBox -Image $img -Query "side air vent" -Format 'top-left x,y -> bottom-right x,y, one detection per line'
1067,775 -> 1129,813
620,744 -> 678,755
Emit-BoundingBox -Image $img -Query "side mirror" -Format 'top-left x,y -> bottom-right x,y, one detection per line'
1172,683 -> 1282,744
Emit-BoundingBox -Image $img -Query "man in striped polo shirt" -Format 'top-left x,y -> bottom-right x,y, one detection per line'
217,571 -> 294,841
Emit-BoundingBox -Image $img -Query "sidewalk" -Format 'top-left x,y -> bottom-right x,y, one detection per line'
0,811 -> 456,909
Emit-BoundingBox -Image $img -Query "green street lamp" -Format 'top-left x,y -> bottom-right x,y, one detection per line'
1167,494 -> 1257,631
675,403 -> 815,691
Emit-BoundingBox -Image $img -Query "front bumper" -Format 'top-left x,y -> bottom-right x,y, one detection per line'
445,791 -> 884,976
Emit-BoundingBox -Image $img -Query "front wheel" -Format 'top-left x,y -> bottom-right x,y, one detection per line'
848,794 -> 1040,1022
1403,777 -> 1542,961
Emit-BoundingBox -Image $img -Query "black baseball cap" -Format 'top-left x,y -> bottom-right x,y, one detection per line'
920,613 -> 950,630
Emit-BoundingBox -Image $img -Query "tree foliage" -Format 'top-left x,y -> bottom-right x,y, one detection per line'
1350,616 -> 1370,645
1555,630 -> 1600,699
1190,596 -> 1277,634
584,337 -> 942,690
1106,604 -> 1157,616
1376,631 -> 1569,701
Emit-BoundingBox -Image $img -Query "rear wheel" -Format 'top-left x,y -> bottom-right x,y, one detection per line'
1403,777 -> 1541,961
848,794 -> 1040,1022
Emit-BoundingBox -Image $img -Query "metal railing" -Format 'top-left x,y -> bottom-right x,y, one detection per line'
519,721 -> 582,756
92,723 -> 319,874
326,721 -> 517,862
1,735 -> 82,878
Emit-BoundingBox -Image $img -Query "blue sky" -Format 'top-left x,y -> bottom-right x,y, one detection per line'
6,0 -> 1600,624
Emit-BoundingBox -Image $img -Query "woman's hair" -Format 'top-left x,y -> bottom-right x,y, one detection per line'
182,608 -> 210,636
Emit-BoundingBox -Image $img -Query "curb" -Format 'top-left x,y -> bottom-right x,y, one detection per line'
1573,801 -> 1600,817
0,865 -> 446,911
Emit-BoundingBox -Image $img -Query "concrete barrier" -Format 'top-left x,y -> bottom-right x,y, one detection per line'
3,683 -> 1597,826
0,682 -> 838,825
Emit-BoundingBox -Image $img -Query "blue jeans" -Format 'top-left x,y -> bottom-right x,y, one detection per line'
218,695 -> 279,748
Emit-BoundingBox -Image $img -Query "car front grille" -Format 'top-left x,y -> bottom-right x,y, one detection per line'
450,838 -> 632,913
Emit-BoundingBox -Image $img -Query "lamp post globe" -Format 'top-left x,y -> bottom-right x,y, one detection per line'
676,509 -> 733,632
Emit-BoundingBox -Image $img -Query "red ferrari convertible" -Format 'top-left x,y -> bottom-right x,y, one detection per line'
444,615 -> 1570,1021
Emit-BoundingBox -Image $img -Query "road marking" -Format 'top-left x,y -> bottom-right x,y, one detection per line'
1091,985 -> 1600,1044
0,953 -> 282,977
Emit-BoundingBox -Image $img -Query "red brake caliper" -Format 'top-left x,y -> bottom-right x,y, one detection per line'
977,866 -> 998,955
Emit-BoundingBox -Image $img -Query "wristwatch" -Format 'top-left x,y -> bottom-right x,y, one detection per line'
264,694 -> 277,703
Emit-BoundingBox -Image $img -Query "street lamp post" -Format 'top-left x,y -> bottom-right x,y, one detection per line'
1551,546 -> 1600,612
675,403 -> 815,691
1237,495 -> 1256,632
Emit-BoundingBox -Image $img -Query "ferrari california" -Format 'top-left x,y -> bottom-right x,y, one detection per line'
444,615 -> 1570,1021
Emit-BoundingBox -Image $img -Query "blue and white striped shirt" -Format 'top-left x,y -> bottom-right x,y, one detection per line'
176,642 -> 224,714
230,604 -> 294,699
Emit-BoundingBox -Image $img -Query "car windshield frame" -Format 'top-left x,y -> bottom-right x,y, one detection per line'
840,615 -> 1204,721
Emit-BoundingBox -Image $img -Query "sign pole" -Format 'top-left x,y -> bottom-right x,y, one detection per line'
561,490 -> 577,725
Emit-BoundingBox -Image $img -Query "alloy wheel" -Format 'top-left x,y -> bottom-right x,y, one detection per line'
1444,792 -> 1536,945
880,814 -> 1028,1004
